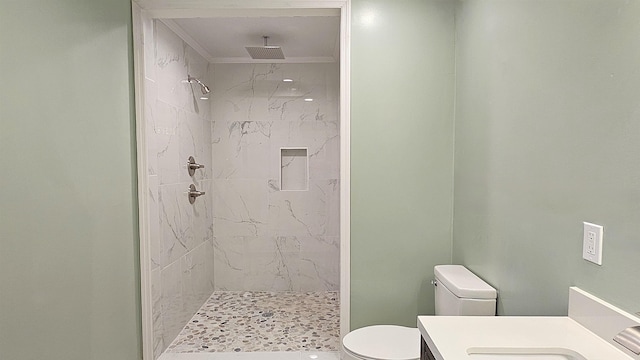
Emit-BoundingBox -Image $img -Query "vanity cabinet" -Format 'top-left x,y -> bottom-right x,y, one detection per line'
420,336 -> 437,360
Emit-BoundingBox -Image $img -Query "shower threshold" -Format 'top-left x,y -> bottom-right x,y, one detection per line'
159,352 -> 339,360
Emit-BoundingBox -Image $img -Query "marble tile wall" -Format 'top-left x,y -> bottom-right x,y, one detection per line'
144,19 -> 214,359
211,63 -> 340,293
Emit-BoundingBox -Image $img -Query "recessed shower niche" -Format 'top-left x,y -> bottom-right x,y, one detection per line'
280,147 -> 308,191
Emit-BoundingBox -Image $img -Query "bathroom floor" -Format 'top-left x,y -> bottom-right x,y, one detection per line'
165,291 -> 340,353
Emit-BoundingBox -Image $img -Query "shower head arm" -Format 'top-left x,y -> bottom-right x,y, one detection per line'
186,75 -> 211,95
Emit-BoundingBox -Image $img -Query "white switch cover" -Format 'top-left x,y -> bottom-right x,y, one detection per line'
583,222 -> 603,265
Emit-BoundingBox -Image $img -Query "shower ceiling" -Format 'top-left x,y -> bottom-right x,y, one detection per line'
165,15 -> 341,63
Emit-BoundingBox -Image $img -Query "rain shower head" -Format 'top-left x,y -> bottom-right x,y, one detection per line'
186,75 -> 210,98
245,36 -> 285,60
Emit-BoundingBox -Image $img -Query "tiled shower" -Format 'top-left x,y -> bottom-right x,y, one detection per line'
143,20 -> 340,359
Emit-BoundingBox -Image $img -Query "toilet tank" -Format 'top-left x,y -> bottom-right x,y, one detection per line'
434,265 -> 497,316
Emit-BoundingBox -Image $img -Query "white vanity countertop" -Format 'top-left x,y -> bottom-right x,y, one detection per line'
417,316 -> 632,360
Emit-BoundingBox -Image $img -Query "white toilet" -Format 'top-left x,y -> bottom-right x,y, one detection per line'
342,265 -> 497,360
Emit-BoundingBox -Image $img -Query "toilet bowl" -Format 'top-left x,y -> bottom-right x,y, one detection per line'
342,325 -> 420,360
341,265 -> 497,360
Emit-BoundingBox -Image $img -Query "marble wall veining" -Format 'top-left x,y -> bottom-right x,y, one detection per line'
211,63 -> 340,293
144,19 -> 214,359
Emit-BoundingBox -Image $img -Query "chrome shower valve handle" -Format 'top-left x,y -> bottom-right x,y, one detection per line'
187,156 -> 205,176
188,184 -> 205,204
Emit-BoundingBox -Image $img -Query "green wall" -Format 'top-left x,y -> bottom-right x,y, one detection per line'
4,0 -> 639,356
350,0 -> 455,329
453,0 -> 640,316
0,1 -> 141,359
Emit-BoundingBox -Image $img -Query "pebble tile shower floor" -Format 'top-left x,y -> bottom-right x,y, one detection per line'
166,291 -> 340,353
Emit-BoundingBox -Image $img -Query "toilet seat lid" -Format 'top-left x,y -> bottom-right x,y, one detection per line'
343,325 -> 420,360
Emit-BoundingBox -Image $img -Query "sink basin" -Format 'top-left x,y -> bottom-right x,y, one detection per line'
467,347 -> 588,360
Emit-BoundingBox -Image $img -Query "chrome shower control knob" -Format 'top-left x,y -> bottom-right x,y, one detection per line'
188,184 -> 205,204
187,156 -> 205,176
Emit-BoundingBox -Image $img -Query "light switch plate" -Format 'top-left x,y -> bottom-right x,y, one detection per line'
583,222 -> 603,265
